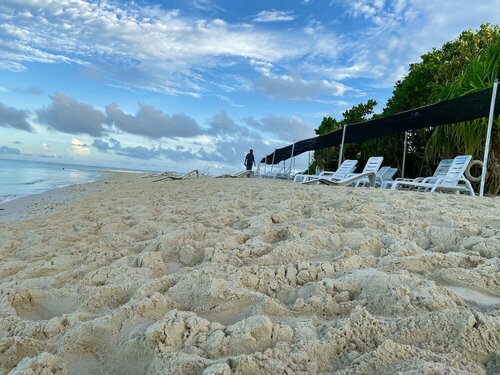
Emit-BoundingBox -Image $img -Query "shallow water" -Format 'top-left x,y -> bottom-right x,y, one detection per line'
0,158 -> 103,202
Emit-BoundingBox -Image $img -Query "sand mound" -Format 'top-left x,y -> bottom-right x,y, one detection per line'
0,175 -> 499,374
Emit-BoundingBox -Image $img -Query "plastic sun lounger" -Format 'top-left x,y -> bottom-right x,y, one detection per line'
355,165 -> 396,188
142,171 -> 176,178
303,157 -> 383,187
372,167 -> 399,188
293,160 -> 358,183
385,159 -> 454,189
307,172 -> 378,187
390,155 -> 474,195
152,169 -> 199,182
215,171 -> 249,178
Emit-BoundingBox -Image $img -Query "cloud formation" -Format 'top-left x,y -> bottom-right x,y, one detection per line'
92,138 -> 203,161
37,93 -> 106,137
208,111 -> 253,137
0,1 -> 302,95
0,145 -> 21,155
0,102 -> 32,132
330,0 -> 500,85
106,104 -> 203,139
253,10 -> 295,22
71,138 -> 90,156
0,0 -> 343,98
244,115 -> 315,141
13,87 -> 44,95
254,73 -> 351,101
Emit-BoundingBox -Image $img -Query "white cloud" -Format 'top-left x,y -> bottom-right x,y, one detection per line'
244,115 -> 315,142
71,138 -> 90,156
253,70 -> 352,101
0,1 -> 311,96
253,10 -> 295,22
328,0 -> 500,86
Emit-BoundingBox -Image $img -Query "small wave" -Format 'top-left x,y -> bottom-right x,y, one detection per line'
23,179 -> 46,185
0,195 -> 17,204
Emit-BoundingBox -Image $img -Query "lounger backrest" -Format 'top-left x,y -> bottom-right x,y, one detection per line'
361,157 -> 384,174
377,166 -> 390,177
381,167 -> 398,181
433,159 -> 454,177
333,159 -> 358,179
440,155 -> 472,187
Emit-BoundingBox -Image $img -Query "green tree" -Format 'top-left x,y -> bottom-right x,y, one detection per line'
427,38 -> 500,193
382,23 -> 500,180
305,23 -> 500,190
309,100 -> 377,173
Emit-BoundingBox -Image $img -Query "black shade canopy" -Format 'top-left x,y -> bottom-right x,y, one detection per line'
262,87 -> 500,164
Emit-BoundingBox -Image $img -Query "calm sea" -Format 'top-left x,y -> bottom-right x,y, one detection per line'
0,158 -> 136,203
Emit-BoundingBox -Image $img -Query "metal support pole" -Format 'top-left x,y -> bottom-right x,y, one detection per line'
480,79 -> 499,197
290,141 -> 295,175
271,150 -> 276,173
338,125 -> 347,168
264,157 -> 267,175
402,131 -> 408,178
308,151 -> 311,174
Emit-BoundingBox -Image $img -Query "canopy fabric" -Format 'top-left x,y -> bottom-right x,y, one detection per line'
262,87 -> 500,164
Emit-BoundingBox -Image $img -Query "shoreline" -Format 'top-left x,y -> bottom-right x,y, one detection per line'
0,173 -> 113,223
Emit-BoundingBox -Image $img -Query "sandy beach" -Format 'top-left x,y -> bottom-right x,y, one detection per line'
0,173 -> 499,374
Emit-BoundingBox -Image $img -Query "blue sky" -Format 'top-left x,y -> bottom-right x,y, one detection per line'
0,0 -> 499,172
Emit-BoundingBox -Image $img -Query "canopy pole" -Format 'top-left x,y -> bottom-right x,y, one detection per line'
480,79 -> 499,197
264,156 -> 267,175
402,131 -> 408,178
308,151 -> 311,174
291,140 -> 295,177
338,125 -> 347,168
271,150 -> 276,173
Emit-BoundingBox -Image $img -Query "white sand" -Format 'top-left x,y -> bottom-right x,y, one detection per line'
0,174 -> 499,374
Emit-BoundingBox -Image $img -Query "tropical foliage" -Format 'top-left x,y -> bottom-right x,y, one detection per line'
310,24 -> 500,193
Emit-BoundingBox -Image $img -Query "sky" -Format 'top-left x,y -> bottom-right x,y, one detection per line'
0,0 -> 499,173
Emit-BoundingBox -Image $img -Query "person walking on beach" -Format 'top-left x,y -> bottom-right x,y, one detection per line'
244,149 -> 256,177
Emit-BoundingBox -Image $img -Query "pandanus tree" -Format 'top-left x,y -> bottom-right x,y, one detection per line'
427,39 -> 500,194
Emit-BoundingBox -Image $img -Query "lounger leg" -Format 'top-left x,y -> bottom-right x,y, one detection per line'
464,180 -> 475,196
390,182 -> 399,190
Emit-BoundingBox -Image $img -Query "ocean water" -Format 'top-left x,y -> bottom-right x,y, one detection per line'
0,158 -> 107,203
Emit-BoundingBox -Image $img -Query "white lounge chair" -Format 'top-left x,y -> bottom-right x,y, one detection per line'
215,171 -> 249,178
390,155 -> 474,195
375,167 -> 398,188
293,160 -> 358,183
355,165 -> 398,188
153,169 -> 199,182
142,171 -> 176,178
260,165 -> 292,180
303,156 -> 384,187
385,159 -> 453,189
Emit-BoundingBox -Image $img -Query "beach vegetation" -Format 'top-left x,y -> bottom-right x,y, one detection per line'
309,23 -> 500,193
